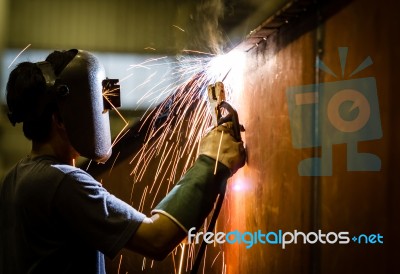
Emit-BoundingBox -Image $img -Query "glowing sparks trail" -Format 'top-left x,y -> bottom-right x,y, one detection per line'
110,49 -> 245,273
129,53 -> 236,273
109,151 -> 120,175
214,131 -> 224,175
129,76 -> 211,196
8,44 -> 31,69
117,255 -> 123,274
127,56 -> 169,70
102,91 -> 130,152
118,73 -> 134,84
178,244 -> 186,274
182,49 -> 216,56
172,24 -> 185,32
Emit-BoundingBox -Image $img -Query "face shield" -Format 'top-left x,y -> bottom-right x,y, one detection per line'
37,49 -> 120,163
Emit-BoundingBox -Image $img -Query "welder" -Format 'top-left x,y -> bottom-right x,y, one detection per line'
0,49 -> 245,274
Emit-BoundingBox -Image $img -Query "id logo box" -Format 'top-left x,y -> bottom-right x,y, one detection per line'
286,47 -> 382,176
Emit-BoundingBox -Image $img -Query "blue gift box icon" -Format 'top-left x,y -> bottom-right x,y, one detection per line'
286,48 -> 382,176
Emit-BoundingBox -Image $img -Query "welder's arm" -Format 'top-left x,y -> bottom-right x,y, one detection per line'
126,123 -> 245,260
126,212 -> 186,260
152,122 -> 245,232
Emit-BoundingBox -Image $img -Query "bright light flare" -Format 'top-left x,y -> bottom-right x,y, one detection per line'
230,177 -> 250,192
206,50 -> 245,82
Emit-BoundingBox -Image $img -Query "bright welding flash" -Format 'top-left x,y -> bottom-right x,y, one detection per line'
231,177 -> 249,192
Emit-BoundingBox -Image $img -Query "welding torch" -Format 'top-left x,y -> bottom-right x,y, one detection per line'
207,81 -> 244,141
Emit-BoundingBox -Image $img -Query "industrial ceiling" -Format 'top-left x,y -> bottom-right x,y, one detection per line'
3,0 -> 293,54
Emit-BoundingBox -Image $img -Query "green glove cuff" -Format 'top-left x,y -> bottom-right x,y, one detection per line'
151,155 -> 230,233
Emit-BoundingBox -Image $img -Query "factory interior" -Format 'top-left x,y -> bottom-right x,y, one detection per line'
0,0 -> 399,273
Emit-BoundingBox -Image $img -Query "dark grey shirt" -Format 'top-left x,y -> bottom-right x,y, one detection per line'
0,156 -> 146,274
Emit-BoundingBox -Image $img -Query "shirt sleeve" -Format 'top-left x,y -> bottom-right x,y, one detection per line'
53,167 -> 146,258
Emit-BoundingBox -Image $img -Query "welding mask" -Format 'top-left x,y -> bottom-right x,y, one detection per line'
37,49 -> 120,163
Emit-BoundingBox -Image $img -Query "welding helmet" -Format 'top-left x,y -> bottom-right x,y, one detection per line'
37,49 -> 120,163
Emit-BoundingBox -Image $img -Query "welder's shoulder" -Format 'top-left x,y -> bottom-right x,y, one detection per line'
21,156 -> 92,182
50,163 -> 97,184
26,158 -> 105,198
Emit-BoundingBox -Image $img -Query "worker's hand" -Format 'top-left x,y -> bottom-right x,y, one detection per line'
199,122 -> 246,175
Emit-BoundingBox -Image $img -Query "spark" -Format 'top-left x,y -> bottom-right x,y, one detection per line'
102,94 -> 130,153
172,250 -> 177,274
117,255 -> 123,274
211,251 -> 221,267
182,49 -> 216,56
172,24 -> 185,32
202,245 -> 208,274
141,257 -> 146,271
188,243 -> 196,271
222,252 -> 226,274
178,244 -> 186,274
109,151 -> 120,175
85,159 -> 93,171
138,185 -> 148,212
214,131 -> 224,174
118,73 -> 134,84
127,56 -> 168,71
129,180 -> 136,205
8,44 -> 31,69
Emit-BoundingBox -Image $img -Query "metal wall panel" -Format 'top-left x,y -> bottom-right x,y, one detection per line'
223,0 -> 399,273
224,31 -> 316,274
319,0 -> 399,272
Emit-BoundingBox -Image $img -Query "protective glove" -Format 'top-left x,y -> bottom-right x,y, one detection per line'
151,122 -> 246,232
199,122 -> 246,174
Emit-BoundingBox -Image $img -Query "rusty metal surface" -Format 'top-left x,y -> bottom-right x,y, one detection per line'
318,0 -> 400,272
223,0 -> 400,273
223,25 -> 316,274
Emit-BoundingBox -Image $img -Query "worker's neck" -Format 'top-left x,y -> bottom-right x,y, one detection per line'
31,141 -> 76,166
